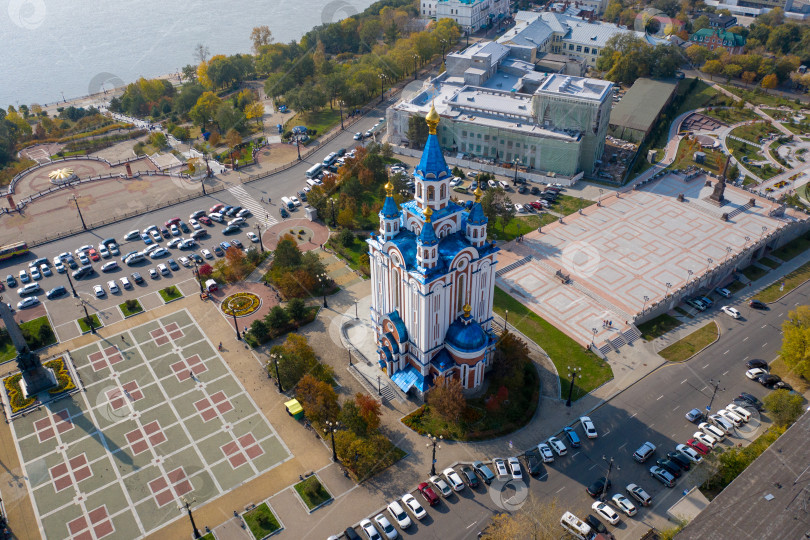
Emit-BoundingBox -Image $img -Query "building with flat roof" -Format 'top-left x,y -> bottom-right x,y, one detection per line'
608,78 -> 679,143
678,410 -> 810,540
498,11 -> 667,68
699,11 -> 738,28
703,0 -> 810,19
387,61 -> 613,175
434,0 -> 510,32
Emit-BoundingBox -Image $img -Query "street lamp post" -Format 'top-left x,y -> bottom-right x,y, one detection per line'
232,310 -> 241,340
642,295 -> 649,313
178,496 -> 202,539
325,421 -> 340,461
319,273 -> 329,308
440,39 -> 448,63
348,348 -> 352,366
354,300 -> 358,320
687,269 -> 693,286
77,299 -> 95,334
377,375 -> 382,396
339,100 -> 344,130
565,366 -> 581,407
412,55 -> 419,80
665,282 -> 671,297
591,327 -> 597,345
426,434 -> 442,476
271,353 -> 283,392
379,73 -> 386,103
65,269 -> 78,297
329,198 -> 336,228
296,136 -> 301,161
191,260 -> 204,295
504,309 -> 509,331
69,195 -> 87,230
256,222 -> 264,253
600,456 -> 618,502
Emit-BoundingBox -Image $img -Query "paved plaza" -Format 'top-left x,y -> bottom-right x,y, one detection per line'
498,172 -> 805,349
8,309 -> 290,540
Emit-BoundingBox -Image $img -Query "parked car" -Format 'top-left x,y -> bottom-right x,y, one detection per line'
725,403 -> 752,422
626,483 -> 652,507
459,465 -> 480,488
675,444 -> 703,463
649,466 -> 676,487
736,393 -> 764,410
386,500 -> 412,529
46,286 -> 66,300
656,458 -> 682,478
472,461 -> 495,485
685,408 -> 705,423
93,284 -> 105,297
101,261 -> 119,273
506,457 -> 522,481
666,451 -> 692,471
611,494 -> 638,516
443,468 -> 465,491
749,299 -> 767,309
429,475 -> 452,498
686,438 -> 711,455
359,519 -> 381,540
563,427 -> 581,448
131,272 -> 145,284
492,458 -> 509,477
746,368 -> 768,380
692,431 -> 718,449
585,515 -> 610,538
579,416 -> 597,438
417,483 -> 439,506
715,287 -> 732,298
17,296 -> 40,309
592,501 -> 621,525
401,494 -> 426,519
537,443 -> 554,463
717,409 -> 744,427
722,306 -> 741,319
699,421 -> 726,441
547,436 -> 567,456
372,514 -> 397,540
586,477 -> 611,498
523,449 -> 545,477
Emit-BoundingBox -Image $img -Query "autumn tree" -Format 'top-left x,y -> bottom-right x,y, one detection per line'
482,496 -> 560,540
703,60 -> 723,80
761,73 -> 778,92
763,389 -> 804,427
428,375 -> 466,422
245,101 -> 265,126
269,333 -> 333,389
296,374 -> 339,424
780,305 -> 810,380
250,25 -> 273,54
741,71 -> 758,85
190,91 -> 222,131
355,393 -> 382,432
224,246 -> 248,280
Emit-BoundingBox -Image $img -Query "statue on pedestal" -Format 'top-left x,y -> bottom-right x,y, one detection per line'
0,300 -> 56,396
709,156 -> 731,205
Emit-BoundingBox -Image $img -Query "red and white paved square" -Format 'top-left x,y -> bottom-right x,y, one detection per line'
194,391 -> 234,422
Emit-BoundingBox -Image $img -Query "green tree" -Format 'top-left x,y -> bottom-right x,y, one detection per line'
693,15 -> 710,31
250,319 -> 270,343
406,114 -> 428,150
337,228 -> 355,247
287,297 -> 307,321
190,91 -> 222,131
481,187 -> 515,233
296,374 -> 339,424
266,305 -> 290,329
703,60 -> 724,80
763,389 -> 804,427
723,64 -> 743,82
272,235 -> 303,269
339,401 -> 369,436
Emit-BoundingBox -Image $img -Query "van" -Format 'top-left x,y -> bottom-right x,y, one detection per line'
306,179 -> 319,189
559,512 -> 591,540
124,230 -> 141,241
633,442 -> 656,463
281,197 -> 295,210
209,212 -> 224,223
498,180 -> 508,190
306,163 -> 324,179
205,279 -> 218,292
322,152 -> 337,166
192,229 -> 208,240
72,265 -> 95,279
125,253 -> 146,265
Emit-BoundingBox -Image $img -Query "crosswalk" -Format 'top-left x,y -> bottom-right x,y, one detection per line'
228,185 -> 278,227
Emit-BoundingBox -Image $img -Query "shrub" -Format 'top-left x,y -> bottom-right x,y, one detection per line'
287,298 -> 307,321
338,228 -> 355,247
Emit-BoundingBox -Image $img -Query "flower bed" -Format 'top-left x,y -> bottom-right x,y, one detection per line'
44,358 -> 77,394
221,292 -> 261,317
159,286 -> 183,303
3,373 -> 36,413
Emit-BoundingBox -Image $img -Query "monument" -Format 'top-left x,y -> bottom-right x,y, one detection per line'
0,300 -> 56,397
708,156 -> 731,206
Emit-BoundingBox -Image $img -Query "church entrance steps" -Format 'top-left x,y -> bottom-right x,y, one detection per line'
725,201 -> 755,220
623,325 -> 641,345
495,256 -> 532,277
610,332 -> 626,350
598,341 -> 614,356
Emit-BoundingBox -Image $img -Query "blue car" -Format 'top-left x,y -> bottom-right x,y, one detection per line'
563,427 -> 581,448
220,241 -> 232,251
141,233 -> 153,245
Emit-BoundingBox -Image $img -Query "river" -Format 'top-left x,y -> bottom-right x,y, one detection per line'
2,0 -> 373,108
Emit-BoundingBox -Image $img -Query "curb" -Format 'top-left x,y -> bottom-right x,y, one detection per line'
661,320 -> 721,364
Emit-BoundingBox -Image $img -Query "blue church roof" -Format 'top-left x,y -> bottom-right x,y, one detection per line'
415,133 -> 451,182
388,311 -> 408,343
467,202 -> 487,225
391,365 -> 428,393
445,316 -> 489,352
382,230 -> 498,280
431,349 -> 455,372
381,196 -> 400,219
418,221 -> 438,246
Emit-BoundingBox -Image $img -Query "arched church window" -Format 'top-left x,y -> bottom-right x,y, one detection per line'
386,223 -> 390,232
440,184 -> 446,198
417,183 -> 422,198
427,186 -> 435,200
457,273 -> 465,313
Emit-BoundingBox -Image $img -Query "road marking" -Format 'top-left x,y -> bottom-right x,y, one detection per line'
588,463 -> 597,470
743,337 -> 749,342
702,363 -> 709,369
672,406 -> 680,411
657,395 -> 664,401
681,379 -> 687,384
761,324 -> 767,329
724,350 -> 729,355
466,523 -> 476,530
572,452 -> 580,458
778,312 -> 783,317
648,423 -> 655,428
618,442 -> 628,450
602,429 -> 610,436
555,487 -> 565,494
743,356 -> 749,361
629,412 -> 637,419
762,342 -> 768,348
723,370 -> 729,376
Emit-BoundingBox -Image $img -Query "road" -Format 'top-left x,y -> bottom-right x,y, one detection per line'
340,277 -> 802,540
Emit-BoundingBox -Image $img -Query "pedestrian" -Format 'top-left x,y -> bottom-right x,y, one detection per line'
121,336 -> 125,342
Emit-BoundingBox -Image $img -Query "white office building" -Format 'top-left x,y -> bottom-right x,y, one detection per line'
434,0 -> 510,32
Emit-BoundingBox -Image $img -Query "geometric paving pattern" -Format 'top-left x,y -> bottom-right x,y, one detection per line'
499,174 -> 798,347
8,309 -> 291,540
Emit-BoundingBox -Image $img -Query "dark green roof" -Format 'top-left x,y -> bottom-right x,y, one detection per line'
609,78 -> 678,134
690,28 -> 746,48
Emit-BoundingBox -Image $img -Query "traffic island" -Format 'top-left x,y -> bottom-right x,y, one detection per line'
659,321 -> 719,362
243,502 -> 283,539
118,299 -> 144,318
293,475 -> 332,513
77,314 -> 103,334
159,285 -> 183,303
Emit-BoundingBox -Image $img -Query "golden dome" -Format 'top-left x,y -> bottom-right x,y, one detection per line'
425,102 -> 440,135
474,186 -> 483,202
424,206 -> 433,223
385,180 -> 393,196
462,303 -> 471,317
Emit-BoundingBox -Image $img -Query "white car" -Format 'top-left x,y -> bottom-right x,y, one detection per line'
119,276 -> 132,289
507,457 -> 522,481
54,260 -> 65,273
157,263 -> 170,275
745,368 -> 767,380
30,267 -> 41,280
692,431 -> 717,449
717,409 -> 744,427
290,196 -> 301,207
429,475 -> 452,497
98,245 -> 110,258
514,203 -> 526,213
386,500 -> 412,529
101,261 -> 119,272
611,493 -> 637,516
709,414 -> 734,434
150,248 -> 169,259
179,256 -> 191,267
167,238 -> 184,249
107,280 -> 120,294
201,249 -> 213,259
17,296 -> 40,309
40,264 -> 52,277
150,230 -> 162,242
400,494 -> 426,520
592,501 -> 621,525
579,416 -> 597,438
189,219 -> 202,230
725,403 -> 752,422
547,436 -> 567,456
537,443 -> 554,463
170,224 -> 181,236
721,306 -> 741,319
449,177 -> 462,187
93,284 -> 105,297
359,518 -> 381,540
149,268 -> 159,279
442,467 -> 465,491
354,132 -> 362,140
467,171 -> 478,178
700,422 -> 726,441
675,444 -> 703,463
493,458 -> 509,477
373,514 -> 397,540
247,231 -> 259,243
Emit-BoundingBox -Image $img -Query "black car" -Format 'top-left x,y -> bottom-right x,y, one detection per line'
167,258 -> 180,271
46,286 -> 67,299
666,451 -> 692,471
213,246 -> 225,257
131,272 -> 145,284
459,465 -> 480,488
343,526 -> 361,540
530,186 -> 541,195
586,477 -> 611,498
656,459 -> 682,478
190,210 -> 206,219
523,449 -> 545,477
757,374 -> 781,387
746,359 -> 768,370
297,190 -> 308,202
72,265 -> 94,279
280,208 -> 289,218
750,299 -> 767,309
180,222 -> 190,233
222,225 -> 240,235
191,253 -> 204,264
337,148 -> 346,157
517,186 -> 527,194
736,393 -> 764,410
161,227 -> 171,238
227,206 -> 241,217
585,514 -> 609,536
222,205 -> 233,215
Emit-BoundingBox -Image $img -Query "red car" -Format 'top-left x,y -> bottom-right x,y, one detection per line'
417,482 -> 439,506
198,215 -> 212,225
687,439 -> 711,455
165,217 -> 181,227
88,248 -> 100,261
529,201 -> 543,210
209,204 -> 225,214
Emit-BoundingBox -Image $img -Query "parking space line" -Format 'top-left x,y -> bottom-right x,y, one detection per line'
743,337 -> 749,342
657,395 -> 664,400
702,363 -> 709,369
723,350 -> 729,355
572,451 -> 580,458
723,370 -> 729,376
602,429 -> 610,436
588,463 -> 597,470
672,406 -> 679,411
618,442 -> 628,450
761,342 -> 768,348
761,324 -> 767,329
681,379 -> 687,384
555,487 -> 565,494
629,412 -> 637,418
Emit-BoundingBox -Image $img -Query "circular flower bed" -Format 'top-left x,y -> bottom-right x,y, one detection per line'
221,292 -> 262,317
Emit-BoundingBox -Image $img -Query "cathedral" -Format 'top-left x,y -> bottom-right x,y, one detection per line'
367,105 -> 499,399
